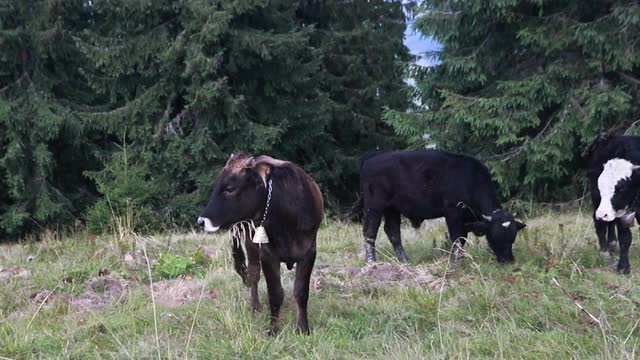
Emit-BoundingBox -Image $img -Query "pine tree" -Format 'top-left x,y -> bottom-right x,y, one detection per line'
76,0 -> 329,229
386,0 -> 640,200
0,0 -> 412,236
298,0 -> 411,203
0,0 -> 99,237
79,0 -> 412,229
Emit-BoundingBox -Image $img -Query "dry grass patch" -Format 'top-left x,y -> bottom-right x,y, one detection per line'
313,262 -> 451,292
151,278 -> 218,308
0,267 -> 31,282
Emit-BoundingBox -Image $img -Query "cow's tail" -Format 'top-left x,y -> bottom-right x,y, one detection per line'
345,194 -> 364,222
232,239 -> 248,286
344,149 -> 387,222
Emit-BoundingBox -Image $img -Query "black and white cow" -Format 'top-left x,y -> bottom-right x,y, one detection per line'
355,150 -> 526,264
587,135 -> 640,274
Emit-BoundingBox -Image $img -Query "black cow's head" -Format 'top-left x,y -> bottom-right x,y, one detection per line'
197,154 -> 284,232
466,210 -> 526,263
595,158 -> 640,222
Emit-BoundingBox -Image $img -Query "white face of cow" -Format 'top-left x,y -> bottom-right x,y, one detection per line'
596,158 -> 640,221
197,217 -> 220,233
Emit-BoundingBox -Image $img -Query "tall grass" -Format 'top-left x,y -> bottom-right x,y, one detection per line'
0,211 -> 639,359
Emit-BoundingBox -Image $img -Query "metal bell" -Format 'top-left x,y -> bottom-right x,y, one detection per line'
252,226 -> 269,244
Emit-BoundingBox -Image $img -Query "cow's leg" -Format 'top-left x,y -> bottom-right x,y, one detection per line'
444,211 -> 468,261
363,208 -> 383,263
246,242 -> 261,313
593,213 -> 612,258
607,221 -> 617,252
261,255 -> 284,335
591,186 -> 615,257
615,221 -> 632,274
383,209 -> 409,263
293,249 -> 316,334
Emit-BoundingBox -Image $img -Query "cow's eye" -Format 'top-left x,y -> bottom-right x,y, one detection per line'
223,186 -> 236,195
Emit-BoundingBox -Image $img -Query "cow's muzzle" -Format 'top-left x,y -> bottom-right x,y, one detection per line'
496,253 -> 515,264
595,211 -> 615,222
197,217 -> 220,233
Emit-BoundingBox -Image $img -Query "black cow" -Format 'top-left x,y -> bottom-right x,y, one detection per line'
357,150 -> 525,264
587,135 -> 640,274
197,154 -> 324,334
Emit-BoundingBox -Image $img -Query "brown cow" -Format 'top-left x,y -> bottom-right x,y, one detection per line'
197,154 -> 323,334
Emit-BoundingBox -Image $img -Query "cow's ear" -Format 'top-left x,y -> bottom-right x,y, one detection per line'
632,165 -> 640,172
250,155 -> 287,187
515,220 -> 526,230
254,163 -> 272,186
243,157 -> 269,186
465,221 -> 488,236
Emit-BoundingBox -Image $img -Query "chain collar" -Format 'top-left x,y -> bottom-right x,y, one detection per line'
259,179 -> 273,227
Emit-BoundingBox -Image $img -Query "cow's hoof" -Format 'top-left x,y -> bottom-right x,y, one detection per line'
452,245 -> 465,262
249,297 -> 261,313
365,243 -> 376,263
617,263 -> 631,275
600,251 -> 615,265
267,325 -> 280,336
296,325 -> 310,335
394,246 -> 409,264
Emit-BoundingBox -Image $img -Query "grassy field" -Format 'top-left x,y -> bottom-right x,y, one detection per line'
1,210 -> 639,359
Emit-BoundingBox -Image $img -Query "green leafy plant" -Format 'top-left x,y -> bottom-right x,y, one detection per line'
154,251 -> 207,279
192,249 -> 209,267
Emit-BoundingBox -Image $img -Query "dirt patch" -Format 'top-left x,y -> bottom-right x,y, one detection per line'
70,275 -> 129,312
123,250 -> 149,268
25,275 -> 129,314
313,263 -> 451,292
0,267 -> 31,282
151,278 -> 218,308
28,290 -> 69,311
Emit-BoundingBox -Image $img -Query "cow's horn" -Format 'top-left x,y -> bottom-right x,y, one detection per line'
251,156 -> 287,187
482,214 -> 492,221
253,155 -> 287,167
225,153 -> 239,166
243,156 -> 255,167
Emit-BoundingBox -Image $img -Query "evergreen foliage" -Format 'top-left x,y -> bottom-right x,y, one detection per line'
298,0 -> 411,201
0,0 -> 99,237
85,140 -> 160,234
0,0 -> 410,237
386,0 -> 640,200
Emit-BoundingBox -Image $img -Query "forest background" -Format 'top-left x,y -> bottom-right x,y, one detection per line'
1,0 -> 639,239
